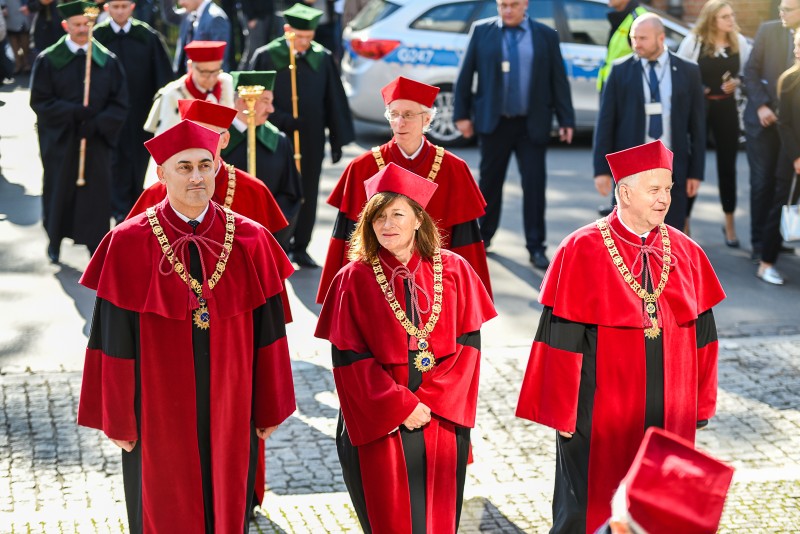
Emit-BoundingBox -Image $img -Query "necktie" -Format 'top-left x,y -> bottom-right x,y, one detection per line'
505,26 -> 522,116
186,13 -> 196,44
188,219 -> 200,233
647,60 -> 663,140
75,48 -> 86,56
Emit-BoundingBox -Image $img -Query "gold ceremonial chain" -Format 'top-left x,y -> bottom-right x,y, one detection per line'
372,145 -> 445,182
146,206 -> 236,330
223,164 -> 236,208
372,251 -> 444,372
596,218 -> 671,339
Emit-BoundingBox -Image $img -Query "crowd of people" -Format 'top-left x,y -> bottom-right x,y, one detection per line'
10,0 -> 799,532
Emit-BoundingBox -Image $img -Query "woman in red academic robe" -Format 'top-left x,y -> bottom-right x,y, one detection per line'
316,163 -> 496,533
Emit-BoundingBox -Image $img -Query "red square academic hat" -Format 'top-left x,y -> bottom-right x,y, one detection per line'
178,99 -> 238,129
605,140 -> 673,182
624,427 -> 734,534
364,162 -> 438,209
381,77 -> 440,108
144,120 -> 220,165
184,41 -> 227,63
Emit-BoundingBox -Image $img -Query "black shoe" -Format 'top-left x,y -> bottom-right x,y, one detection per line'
722,227 -> 740,248
292,250 -> 319,268
530,250 -> 550,270
597,205 -> 613,217
47,242 -> 60,264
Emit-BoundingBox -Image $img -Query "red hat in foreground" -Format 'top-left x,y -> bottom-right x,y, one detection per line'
623,427 -> 734,534
364,162 -> 438,209
605,140 -> 673,183
144,120 -> 220,165
178,99 -> 238,129
184,41 -> 227,63
381,76 -> 440,108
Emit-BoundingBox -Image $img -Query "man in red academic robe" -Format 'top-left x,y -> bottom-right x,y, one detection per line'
516,141 -> 725,534
316,76 -> 492,304
129,98 -> 292,507
77,120 -> 296,533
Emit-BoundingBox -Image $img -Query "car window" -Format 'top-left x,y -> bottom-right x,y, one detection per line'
563,0 -> 608,45
349,0 -> 401,31
410,2 -> 480,34
473,1 -> 556,30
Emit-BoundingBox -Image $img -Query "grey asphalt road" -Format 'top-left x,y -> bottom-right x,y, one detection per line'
1,75 -> 799,373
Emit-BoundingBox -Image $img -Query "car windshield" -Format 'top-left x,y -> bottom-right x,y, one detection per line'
349,0 -> 402,31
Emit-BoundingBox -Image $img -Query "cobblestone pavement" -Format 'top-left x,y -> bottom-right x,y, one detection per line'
1,334 -> 799,533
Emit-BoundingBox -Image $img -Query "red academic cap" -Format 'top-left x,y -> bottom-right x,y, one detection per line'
364,162 -> 438,209
178,99 -> 238,129
184,41 -> 227,63
381,76 -> 440,108
144,120 -> 220,165
605,140 -> 673,182
624,427 -> 734,534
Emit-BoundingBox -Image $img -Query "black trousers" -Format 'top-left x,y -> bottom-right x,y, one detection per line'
746,124 -> 783,251
478,116 -> 548,255
689,97 -> 740,217
761,157 -> 797,264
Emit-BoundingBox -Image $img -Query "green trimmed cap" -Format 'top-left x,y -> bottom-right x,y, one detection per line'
232,71 -> 277,92
283,3 -> 323,30
57,0 -> 97,19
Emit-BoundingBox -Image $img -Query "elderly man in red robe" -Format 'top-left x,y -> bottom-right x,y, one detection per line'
77,120 -> 296,533
316,76 -> 492,304
516,140 -> 725,534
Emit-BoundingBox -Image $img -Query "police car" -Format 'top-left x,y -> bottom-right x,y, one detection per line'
342,0 -> 691,146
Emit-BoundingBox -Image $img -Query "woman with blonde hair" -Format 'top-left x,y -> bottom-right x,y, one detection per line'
316,163 -> 496,533
677,0 -> 751,244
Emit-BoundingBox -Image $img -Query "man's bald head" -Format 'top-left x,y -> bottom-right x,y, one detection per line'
630,13 -> 666,61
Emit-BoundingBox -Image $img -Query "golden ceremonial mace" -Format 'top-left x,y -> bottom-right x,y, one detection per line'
285,31 -> 302,174
237,84 -> 266,176
76,5 -> 100,187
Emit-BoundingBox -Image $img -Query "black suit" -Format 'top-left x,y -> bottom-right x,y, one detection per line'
743,20 -> 795,252
593,51 -> 706,230
454,16 -> 574,256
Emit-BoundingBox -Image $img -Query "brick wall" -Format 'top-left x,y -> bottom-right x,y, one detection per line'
646,0 -> 777,37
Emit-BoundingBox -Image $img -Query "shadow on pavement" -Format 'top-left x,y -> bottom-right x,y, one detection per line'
461,496 -> 529,533
486,251 -> 545,292
0,171 -> 41,226
55,263 -> 95,337
251,513 -> 289,533
288,266 -> 323,317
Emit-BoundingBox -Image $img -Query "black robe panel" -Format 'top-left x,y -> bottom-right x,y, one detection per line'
93,19 -> 174,219
30,37 -> 129,249
249,40 -> 354,250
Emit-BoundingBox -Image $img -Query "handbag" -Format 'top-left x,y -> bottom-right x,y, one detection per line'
780,174 -> 800,242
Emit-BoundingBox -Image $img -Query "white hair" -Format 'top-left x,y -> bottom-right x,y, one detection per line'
384,104 -> 438,134
610,483 -> 650,534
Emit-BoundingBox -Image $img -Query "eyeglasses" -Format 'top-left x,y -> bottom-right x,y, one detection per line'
384,110 -> 427,122
193,67 -> 223,78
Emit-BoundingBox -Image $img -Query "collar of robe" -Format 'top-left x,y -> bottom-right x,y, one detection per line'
43,35 -> 111,70
222,120 -> 281,155
92,18 -> 153,45
264,36 -> 325,71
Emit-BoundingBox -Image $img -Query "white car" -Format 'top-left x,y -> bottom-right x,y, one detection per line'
342,0 -> 691,146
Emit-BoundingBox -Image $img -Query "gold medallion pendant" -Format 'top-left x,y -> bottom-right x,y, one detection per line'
644,317 -> 661,340
414,339 -> 436,372
193,303 -> 211,330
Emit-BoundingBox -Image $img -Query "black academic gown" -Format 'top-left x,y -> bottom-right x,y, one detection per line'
30,36 -> 129,250
249,38 -> 354,251
93,18 -> 174,220
222,120 -> 303,248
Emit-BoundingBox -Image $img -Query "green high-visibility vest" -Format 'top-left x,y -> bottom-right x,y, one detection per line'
597,6 -> 649,92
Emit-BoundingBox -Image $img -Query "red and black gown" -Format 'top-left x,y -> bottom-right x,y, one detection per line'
316,249 -> 496,533
78,200 -> 296,533
516,210 -> 725,534
316,138 -> 492,304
